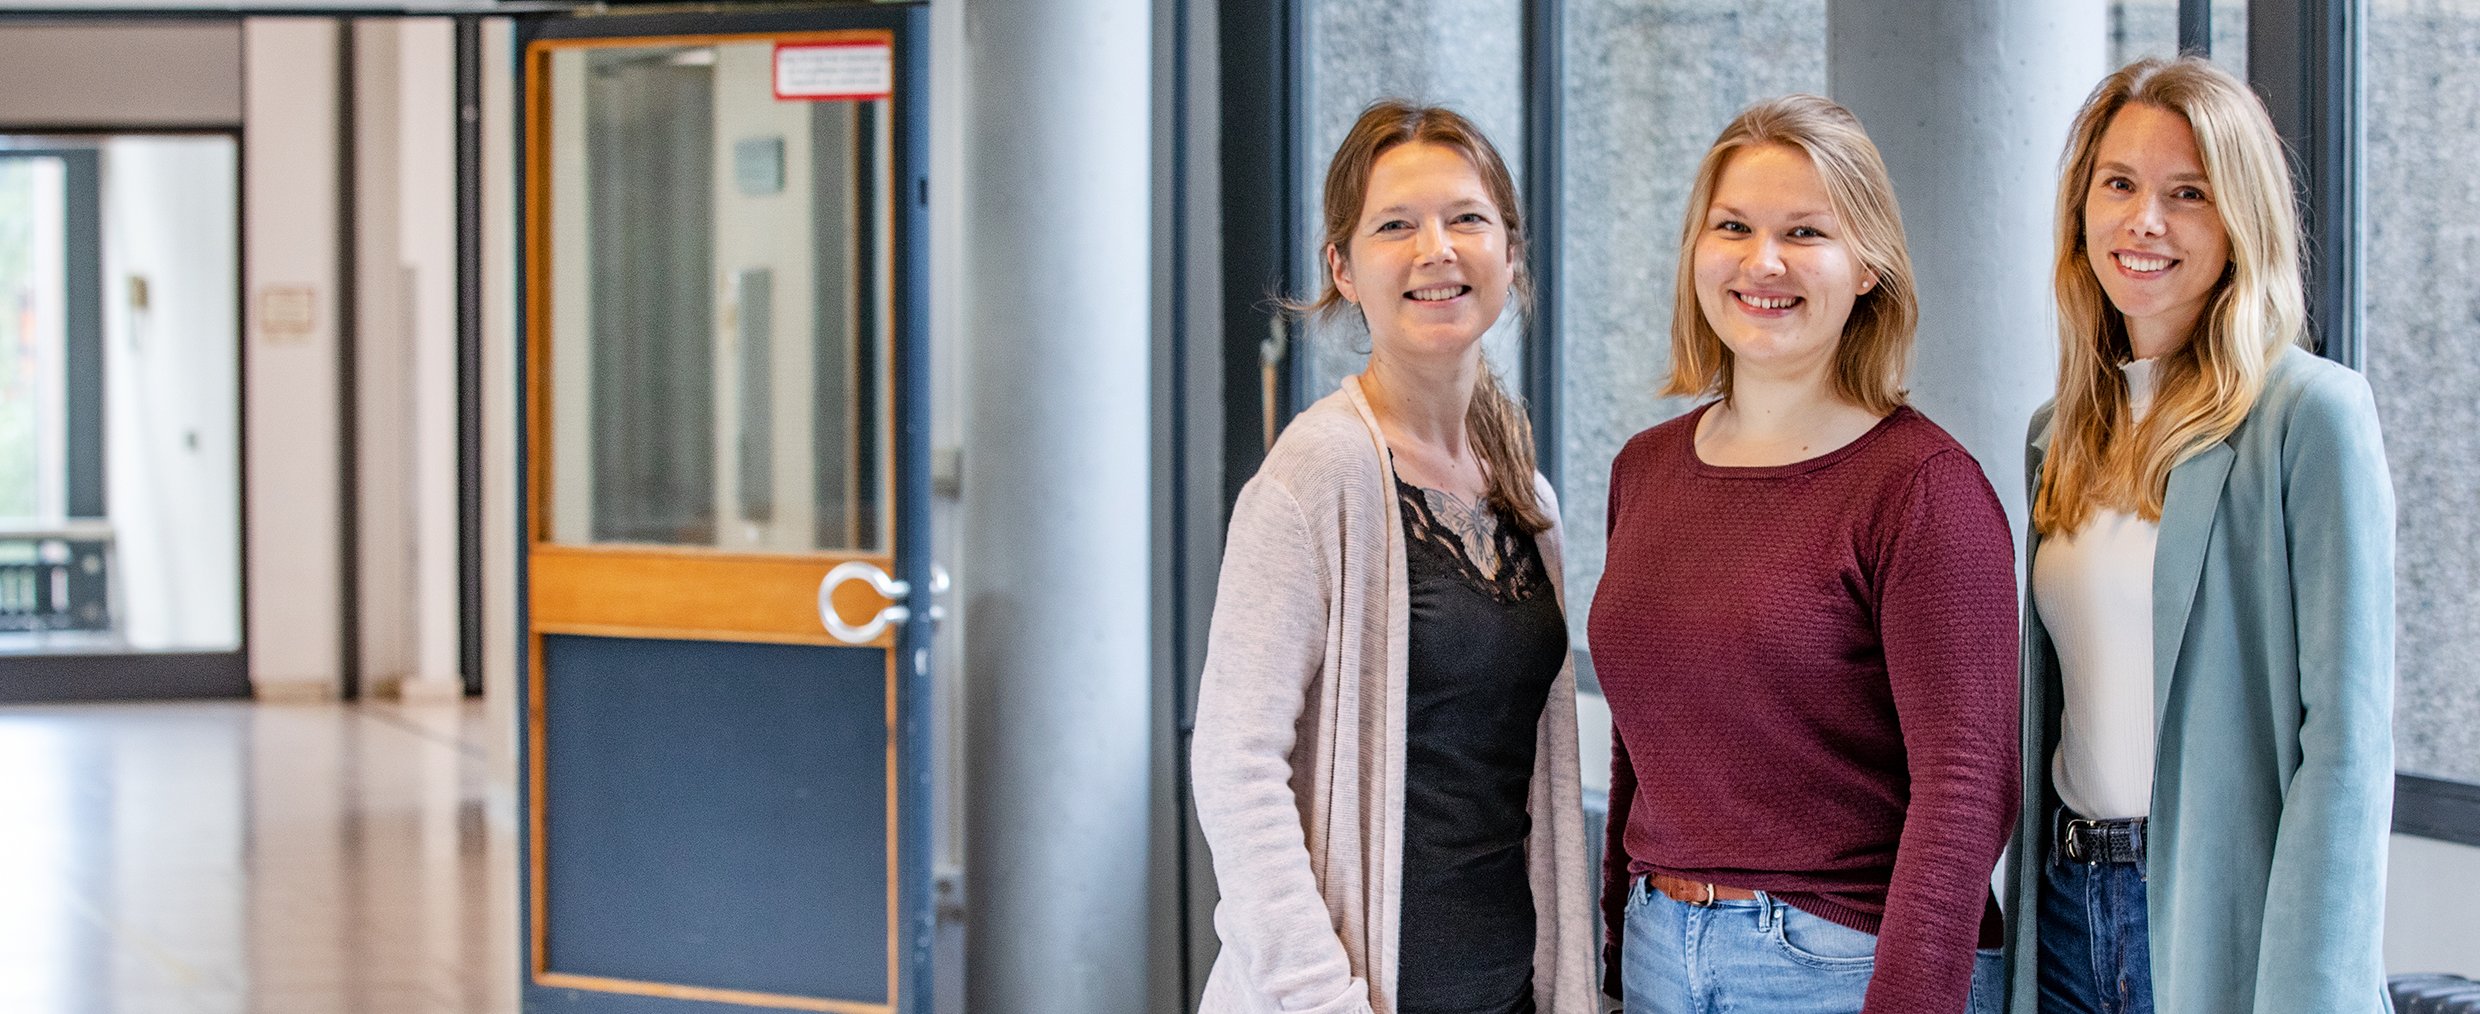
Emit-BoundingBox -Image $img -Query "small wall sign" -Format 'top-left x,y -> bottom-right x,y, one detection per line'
258,285 -> 316,343
773,41 -> 893,102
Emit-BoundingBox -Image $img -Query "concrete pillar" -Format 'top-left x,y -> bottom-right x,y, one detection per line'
960,2 -> 1152,1013
1830,0 -> 2108,541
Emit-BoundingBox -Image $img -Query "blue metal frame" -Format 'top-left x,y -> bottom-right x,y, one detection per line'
888,11 -> 933,1012
511,6 -> 933,1012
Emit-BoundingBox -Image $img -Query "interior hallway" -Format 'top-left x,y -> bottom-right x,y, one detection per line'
0,699 -> 517,1014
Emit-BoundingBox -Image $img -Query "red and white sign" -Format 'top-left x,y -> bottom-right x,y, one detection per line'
774,41 -> 893,102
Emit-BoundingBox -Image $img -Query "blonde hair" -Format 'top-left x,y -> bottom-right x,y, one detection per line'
1303,99 -> 1549,534
1664,94 -> 1918,414
2034,56 -> 2307,535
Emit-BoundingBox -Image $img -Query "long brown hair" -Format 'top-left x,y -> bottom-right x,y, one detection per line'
1302,99 -> 1550,534
2034,57 -> 2305,535
1664,94 -> 1919,414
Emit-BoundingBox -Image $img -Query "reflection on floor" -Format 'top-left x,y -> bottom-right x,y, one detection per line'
0,700 -> 517,1014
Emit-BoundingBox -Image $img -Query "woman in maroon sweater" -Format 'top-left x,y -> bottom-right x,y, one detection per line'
1589,95 -> 2019,1014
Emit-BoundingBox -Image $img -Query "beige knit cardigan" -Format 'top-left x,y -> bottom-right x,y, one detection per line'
1191,377 -> 1595,1014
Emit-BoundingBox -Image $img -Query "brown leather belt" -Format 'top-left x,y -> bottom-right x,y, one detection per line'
1645,872 -> 1760,907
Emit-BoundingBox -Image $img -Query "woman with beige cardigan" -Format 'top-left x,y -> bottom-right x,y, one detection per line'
1190,100 -> 1595,1014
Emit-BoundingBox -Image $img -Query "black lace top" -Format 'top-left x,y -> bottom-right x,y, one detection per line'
1392,474 -> 1566,1014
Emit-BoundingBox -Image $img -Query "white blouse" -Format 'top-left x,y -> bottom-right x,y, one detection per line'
2033,358 -> 2162,821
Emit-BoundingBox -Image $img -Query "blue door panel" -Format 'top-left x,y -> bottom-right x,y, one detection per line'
541,633 -> 889,1003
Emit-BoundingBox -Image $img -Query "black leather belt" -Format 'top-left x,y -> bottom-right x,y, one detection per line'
2056,808 -> 2146,864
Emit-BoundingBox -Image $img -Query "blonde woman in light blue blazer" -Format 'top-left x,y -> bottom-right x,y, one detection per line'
2006,57 -> 2395,1014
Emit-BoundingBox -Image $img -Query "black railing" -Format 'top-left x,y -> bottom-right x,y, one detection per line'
0,523 -> 112,633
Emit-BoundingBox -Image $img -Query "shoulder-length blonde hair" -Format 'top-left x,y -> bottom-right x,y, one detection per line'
2034,56 -> 2307,536
1663,94 -> 1918,414
1299,99 -> 1550,534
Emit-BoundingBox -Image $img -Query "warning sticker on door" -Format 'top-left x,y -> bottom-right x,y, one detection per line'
774,41 -> 893,102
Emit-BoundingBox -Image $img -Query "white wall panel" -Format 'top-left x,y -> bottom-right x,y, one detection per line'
242,17 -> 342,697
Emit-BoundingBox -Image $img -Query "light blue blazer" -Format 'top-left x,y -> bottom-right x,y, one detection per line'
2005,346 -> 2396,1014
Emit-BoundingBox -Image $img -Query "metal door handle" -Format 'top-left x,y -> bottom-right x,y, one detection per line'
818,561 -> 911,644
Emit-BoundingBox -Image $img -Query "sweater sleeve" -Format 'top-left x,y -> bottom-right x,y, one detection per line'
1600,722 -> 1637,1002
1189,476 -> 1374,1014
1597,445 -> 1637,1003
1863,449 -> 2022,1014
2254,369 -> 2395,1013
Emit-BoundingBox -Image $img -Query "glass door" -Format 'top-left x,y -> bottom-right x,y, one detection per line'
517,8 -> 930,1013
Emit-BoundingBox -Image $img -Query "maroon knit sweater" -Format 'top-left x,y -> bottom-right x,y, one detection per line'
1589,403 -> 2019,1014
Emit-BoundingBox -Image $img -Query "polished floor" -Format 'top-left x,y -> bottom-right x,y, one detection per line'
0,700 -> 517,1014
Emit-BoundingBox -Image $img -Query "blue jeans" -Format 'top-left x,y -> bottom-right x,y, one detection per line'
1620,875 -> 2004,1014
2036,846 -> 2153,1014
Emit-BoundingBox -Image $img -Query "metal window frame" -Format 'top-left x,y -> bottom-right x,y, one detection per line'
2398,774 -> 2480,848
455,14 -> 485,696
1216,0 -> 1300,512
2180,0 -> 2213,55
2251,0 -> 2361,369
1522,0 -> 1561,488
1153,0 -> 1219,1010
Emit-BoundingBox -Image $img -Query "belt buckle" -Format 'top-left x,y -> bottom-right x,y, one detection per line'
1691,880 -> 1716,907
2063,817 -> 2099,863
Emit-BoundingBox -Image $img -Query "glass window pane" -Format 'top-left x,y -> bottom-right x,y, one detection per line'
2,137 -> 241,654
2368,0 -> 2480,784
2107,0 -> 2246,76
544,40 -> 893,553
1555,1 -> 1826,646
2213,1 -> 2248,78
2110,0 -> 2184,68
101,137 -> 241,652
1295,0 -> 1527,410
0,156 -> 65,521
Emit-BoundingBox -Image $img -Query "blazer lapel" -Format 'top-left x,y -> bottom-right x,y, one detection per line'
2152,442 -> 2235,724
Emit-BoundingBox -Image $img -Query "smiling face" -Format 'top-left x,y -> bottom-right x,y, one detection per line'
1692,143 -> 1878,387
2082,102 -> 2232,358
1330,141 -> 1514,364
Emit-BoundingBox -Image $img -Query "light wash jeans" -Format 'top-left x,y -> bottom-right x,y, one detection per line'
1619,874 -> 2005,1014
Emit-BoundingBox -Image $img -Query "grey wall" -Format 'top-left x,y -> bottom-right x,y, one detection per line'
0,23 -> 241,127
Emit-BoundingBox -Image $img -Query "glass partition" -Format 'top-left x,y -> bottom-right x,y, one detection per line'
2108,0 -> 2248,74
2368,0 -> 2480,785
543,40 -> 894,554
1293,0 -> 1529,409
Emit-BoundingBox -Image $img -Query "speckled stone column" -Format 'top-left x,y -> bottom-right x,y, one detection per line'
1830,0 -> 2107,548
960,1 -> 1151,1012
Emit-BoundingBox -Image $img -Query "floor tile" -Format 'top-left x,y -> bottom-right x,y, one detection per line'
0,700 -> 515,1014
